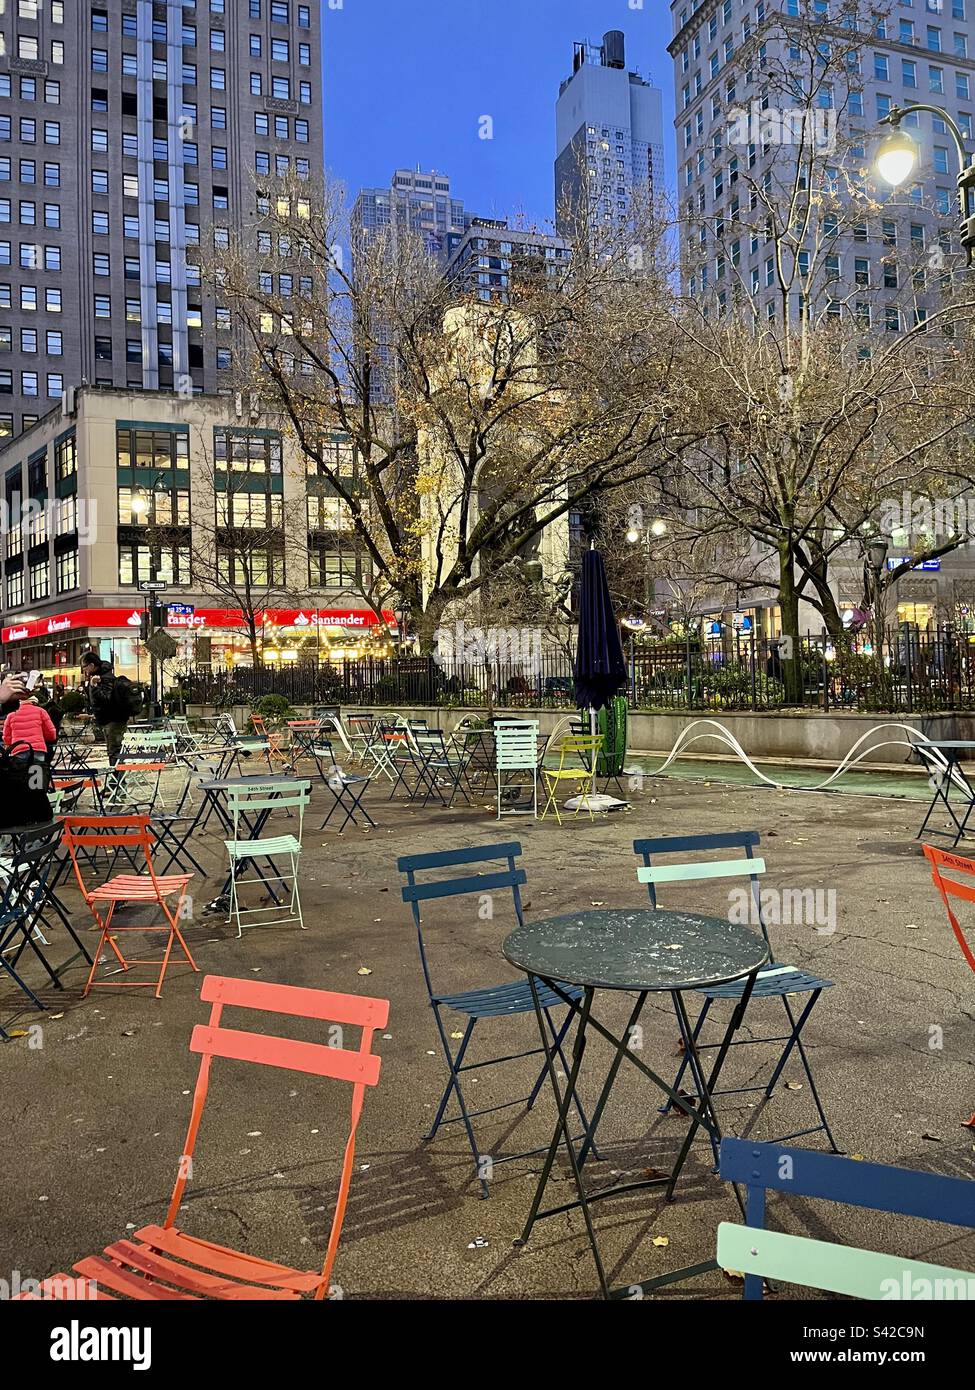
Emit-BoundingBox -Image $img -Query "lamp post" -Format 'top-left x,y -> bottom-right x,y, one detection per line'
876,103 -> 975,263
863,534 -> 890,663
131,471 -> 171,718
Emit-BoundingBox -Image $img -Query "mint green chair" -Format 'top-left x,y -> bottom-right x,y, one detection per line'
224,780 -> 311,938
717,1223 -> 975,1300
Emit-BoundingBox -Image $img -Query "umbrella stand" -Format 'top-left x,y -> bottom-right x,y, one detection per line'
565,545 -> 631,814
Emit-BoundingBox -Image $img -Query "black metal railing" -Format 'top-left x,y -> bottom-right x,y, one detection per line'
171,627 -> 975,714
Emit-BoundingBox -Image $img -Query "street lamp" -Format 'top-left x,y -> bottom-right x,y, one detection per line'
876,103 -> 975,263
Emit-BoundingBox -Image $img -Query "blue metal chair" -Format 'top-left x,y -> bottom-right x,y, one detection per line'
633,831 -> 839,1151
398,841 -> 591,1197
719,1137 -> 975,1300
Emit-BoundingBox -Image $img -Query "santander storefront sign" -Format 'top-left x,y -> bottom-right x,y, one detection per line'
2,605 -> 397,645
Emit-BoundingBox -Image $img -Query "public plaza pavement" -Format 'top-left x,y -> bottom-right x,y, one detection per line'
2,768 -> 973,1301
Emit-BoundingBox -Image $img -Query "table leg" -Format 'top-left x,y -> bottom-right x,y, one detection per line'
665,969 -> 759,1200
576,991 -> 648,1168
515,980 -> 610,1299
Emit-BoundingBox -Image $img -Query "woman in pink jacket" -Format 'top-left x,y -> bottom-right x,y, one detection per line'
2,696 -> 57,792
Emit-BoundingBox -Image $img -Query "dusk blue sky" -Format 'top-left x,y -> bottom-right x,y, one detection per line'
322,0 -> 675,228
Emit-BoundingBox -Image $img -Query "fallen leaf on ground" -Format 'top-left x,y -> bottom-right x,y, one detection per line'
652,1235 -> 669,1247
357,967 -> 372,976
450,1031 -> 464,1040
785,1081 -> 803,1091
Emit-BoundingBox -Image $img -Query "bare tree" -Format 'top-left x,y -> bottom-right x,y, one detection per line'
664,0 -> 975,698
188,436 -> 308,666
211,174 -> 693,652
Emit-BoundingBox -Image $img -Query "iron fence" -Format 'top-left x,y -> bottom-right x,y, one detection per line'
172,627 -> 975,714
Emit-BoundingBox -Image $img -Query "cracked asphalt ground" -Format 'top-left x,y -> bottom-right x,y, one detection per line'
1,768 -> 973,1301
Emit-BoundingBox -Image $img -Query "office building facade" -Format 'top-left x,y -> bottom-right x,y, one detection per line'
555,29 -> 666,240
0,0 -> 324,442
351,168 -> 473,262
670,0 -> 975,631
0,388 -> 395,680
444,218 -> 571,302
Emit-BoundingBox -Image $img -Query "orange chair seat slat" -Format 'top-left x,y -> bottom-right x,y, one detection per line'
102,1240 -> 301,1300
90,873 -> 192,901
72,1255 -> 199,1300
190,1023 -> 382,1085
135,1225 -> 321,1291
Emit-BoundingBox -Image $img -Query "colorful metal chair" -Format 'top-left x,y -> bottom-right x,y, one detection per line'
17,975 -> 388,1300
539,733 -> 603,824
718,1137 -> 975,1301
494,719 -> 540,819
922,843 -> 975,1126
62,814 -> 197,999
224,781 -> 310,937
634,831 -> 839,1151
398,841 -> 590,1197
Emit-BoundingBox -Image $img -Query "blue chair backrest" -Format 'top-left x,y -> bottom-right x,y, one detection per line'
719,1136 -> 975,1300
633,830 -> 770,949
397,842 -> 526,1000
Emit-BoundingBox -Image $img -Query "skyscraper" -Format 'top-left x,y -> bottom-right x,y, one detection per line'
0,0 -> 324,442
351,168 -> 473,262
669,0 -> 975,629
670,0 -> 975,322
555,30 -> 666,240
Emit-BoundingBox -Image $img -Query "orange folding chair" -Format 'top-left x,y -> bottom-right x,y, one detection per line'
62,814 -> 197,999
18,975 -> 389,1300
249,714 -> 291,767
923,844 -> 975,1127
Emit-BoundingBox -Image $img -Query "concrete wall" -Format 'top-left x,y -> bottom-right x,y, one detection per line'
188,702 -> 972,765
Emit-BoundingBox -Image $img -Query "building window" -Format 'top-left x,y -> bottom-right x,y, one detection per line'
55,432 -> 76,482
56,548 -> 78,593
29,560 -> 49,601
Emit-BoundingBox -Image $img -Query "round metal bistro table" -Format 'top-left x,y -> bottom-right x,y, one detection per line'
503,906 -> 769,1301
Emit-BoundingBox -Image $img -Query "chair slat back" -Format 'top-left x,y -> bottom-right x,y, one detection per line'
717,1223 -> 975,1302
169,975 -> 389,1298
638,857 -> 766,885
397,842 -> 526,999
225,782 -> 311,814
633,830 -> 768,946
495,721 -> 539,770
923,843 -> 975,972
720,1137 -> 975,1225
719,1136 -> 975,1302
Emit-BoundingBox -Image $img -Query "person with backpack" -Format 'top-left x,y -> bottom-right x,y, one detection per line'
0,673 -> 53,825
80,651 -> 142,765
2,690 -> 57,791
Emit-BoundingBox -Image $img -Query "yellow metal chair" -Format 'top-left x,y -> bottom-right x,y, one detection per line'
540,734 -> 603,825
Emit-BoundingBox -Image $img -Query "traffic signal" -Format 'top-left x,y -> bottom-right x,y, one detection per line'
139,610 -> 150,642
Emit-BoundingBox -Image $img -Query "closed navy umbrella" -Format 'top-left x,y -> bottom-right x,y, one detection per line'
575,546 -> 627,712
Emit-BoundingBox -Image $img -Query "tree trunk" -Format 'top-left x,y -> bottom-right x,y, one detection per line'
778,544 -> 803,704
248,619 -> 260,668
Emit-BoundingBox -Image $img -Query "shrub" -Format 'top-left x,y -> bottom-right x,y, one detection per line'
58,689 -> 86,715
252,693 -> 294,724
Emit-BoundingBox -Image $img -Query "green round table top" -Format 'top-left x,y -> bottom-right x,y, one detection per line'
503,908 -> 769,993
